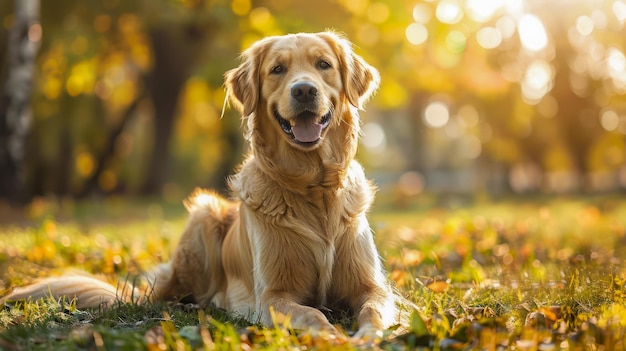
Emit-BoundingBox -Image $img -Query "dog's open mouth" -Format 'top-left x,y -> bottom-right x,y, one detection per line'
274,109 -> 332,145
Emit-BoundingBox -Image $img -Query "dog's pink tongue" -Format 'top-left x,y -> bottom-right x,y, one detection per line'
291,117 -> 322,143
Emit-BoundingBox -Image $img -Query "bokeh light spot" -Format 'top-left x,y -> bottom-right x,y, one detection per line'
436,0 -> 463,24
457,104 -> 479,128
601,109 -> 619,131
613,1 -> 626,22
522,60 -> 553,103
362,122 -> 387,153
28,23 -> 42,43
461,135 -> 482,159
466,0 -> 501,22
446,30 -> 466,53
518,14 -> 548,52
99,170 -> 118,192
406,23 -> 428,45
412,4 -> 432,24
231,0 -> 251,16
367,2 -> 390,24
398,171 -> 424,196
424,101 -> 450,128
356,24 -> 380,46
496,16 -> 516,39
575,15 -> 594,36
249,7 -> 275,32
76,152 -> 95,177
476,26 -> 502,49
607,47 -> 626,75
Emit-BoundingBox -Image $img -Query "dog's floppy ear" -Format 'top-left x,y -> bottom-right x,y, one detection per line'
224,38 -> 276,117
225,55 -> 258,117
321,32 -> 380,110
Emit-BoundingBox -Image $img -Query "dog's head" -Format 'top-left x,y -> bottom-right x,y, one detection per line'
225,32 -> 379,151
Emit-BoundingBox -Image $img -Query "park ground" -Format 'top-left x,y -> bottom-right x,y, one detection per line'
1,194 -> 626,350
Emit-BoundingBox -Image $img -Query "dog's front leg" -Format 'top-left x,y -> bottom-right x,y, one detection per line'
353,287 -> 395,339
340,224 -> 397,339
259,291 -> 339,335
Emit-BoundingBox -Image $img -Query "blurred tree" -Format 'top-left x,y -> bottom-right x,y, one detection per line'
2,0 -> 624,201
24,0 -> 241,198
0,0 -> 40,203
140,14 -> 218,195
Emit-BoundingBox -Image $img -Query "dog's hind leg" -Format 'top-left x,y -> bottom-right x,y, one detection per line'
1,274 -> 131,309
149,189 -> 238,307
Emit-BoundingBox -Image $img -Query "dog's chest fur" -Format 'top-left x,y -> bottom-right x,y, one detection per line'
230,158 -> 374,307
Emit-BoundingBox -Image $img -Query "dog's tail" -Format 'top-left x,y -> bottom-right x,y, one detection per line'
0,274 -> 140,309
2,188 -> 236,310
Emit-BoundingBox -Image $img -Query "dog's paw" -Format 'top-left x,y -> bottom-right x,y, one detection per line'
351,324 -> 384,345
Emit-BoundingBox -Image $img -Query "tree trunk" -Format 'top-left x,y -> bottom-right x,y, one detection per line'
139,27 -> 191,195
139,21 -> 215,196
0,0 -> 40,203
406,93 -> 428,173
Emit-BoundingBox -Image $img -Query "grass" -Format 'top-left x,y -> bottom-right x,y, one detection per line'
2,194 -> 626,349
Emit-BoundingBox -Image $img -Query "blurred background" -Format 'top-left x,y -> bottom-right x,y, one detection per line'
1,0 -> 625,209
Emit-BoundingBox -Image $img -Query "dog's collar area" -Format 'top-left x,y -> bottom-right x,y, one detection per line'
273,108 -> 332,147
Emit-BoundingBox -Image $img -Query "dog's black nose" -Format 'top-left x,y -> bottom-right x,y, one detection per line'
291,82 -> 318,103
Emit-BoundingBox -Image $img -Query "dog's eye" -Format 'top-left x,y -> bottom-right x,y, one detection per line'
317,60 -> 332,70
271,65 -> 285,75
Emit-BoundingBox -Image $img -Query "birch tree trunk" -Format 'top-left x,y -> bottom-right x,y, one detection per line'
0,0 -> 40,203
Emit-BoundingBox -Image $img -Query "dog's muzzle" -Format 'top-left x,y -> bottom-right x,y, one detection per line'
273,81 -> 333,146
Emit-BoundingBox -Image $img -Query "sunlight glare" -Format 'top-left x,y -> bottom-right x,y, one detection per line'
424,101 -> 450,128
436,0 -> 463,24
406,23 -> 428,45
518,14 -> 548,52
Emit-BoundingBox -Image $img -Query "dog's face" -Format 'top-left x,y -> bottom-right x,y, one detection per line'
226,32 -> 380,151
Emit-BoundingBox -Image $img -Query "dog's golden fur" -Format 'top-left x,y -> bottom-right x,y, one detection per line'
2,32 -> 401,337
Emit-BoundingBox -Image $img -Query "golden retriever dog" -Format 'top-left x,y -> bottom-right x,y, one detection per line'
2,32 -> 401,338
